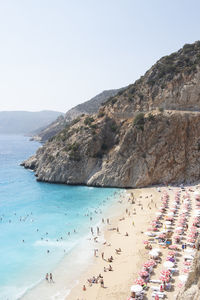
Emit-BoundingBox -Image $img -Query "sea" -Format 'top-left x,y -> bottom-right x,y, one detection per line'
0,135 -> 122,300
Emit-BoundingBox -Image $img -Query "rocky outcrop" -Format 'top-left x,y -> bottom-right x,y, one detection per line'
22,41 -> 200,188
22,110 -> 200,187
33,89 -> 123,142
176,243 -> 200,300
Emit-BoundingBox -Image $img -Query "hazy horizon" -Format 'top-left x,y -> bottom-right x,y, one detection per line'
0,0 -> 200,112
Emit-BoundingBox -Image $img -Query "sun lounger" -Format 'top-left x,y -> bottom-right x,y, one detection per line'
152,291 -> 165,298
150,286 -> 160,291
149,279 -> 161,284
169,268 -> 178,274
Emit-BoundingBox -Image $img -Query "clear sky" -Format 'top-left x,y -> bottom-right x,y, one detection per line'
0,0 -> 199,112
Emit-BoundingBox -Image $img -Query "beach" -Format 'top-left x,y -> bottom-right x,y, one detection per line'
21,184 -> 200,300
66,186 -> 162,300
66,184 -> 200,300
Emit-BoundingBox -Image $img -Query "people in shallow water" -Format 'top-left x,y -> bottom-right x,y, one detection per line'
46,273 -> 49,282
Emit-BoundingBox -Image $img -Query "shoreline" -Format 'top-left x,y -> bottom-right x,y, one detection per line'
20,189 -> 126,300
20,183 -> 200,300
66,184 -> 200,300
66,186 -> 163,300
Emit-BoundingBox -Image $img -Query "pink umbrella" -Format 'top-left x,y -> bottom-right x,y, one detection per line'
139,270 -> 149,277
182,268 -> 189,273
143,240 -> 149,245
168,251 -> 175,256
188,233 -> 196,238
149,259 -> 156,266
159,275 -> 170,282
158,234 -> 166,239
134,278 -> 145,286
169,245 -> 179,250
187,239 -> 195,243
160,270 -> 171,276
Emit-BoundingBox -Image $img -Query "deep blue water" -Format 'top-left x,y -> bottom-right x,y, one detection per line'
0,135 -> 120,300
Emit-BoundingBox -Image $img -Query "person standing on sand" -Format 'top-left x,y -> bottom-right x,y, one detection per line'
45,273 -> 49,282
101,252 -> 104,259
100,278 -> 104,287
97,226 -> 100,235
107,218 -> 109,224
49,273 -> 53,283
91,227 -> 94,235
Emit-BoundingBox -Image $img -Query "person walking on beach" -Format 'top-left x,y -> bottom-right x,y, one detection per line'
45,273 -> 49,282
91,227 -> 94,235
107,218 -> 109,224
101,252 -> 104,259
97,226 -> 100,235
50,273 -> 53,283
100,278 -> 104,288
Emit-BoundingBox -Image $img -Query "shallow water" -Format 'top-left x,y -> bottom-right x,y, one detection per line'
0,135 -> 120,300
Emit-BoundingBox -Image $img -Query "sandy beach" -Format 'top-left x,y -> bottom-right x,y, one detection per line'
66,186 -> 163,300
66,184 -> 200,300
21,184 -> 200,300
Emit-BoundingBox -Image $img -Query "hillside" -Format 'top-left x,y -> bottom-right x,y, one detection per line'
33,89 -> 123,142
0,110 -> 64,135
22,41 -> 200,188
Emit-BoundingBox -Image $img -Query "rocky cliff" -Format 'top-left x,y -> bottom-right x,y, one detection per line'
22,41 -> 200,188
33,89 -> 123,142
176,243 -> 200,300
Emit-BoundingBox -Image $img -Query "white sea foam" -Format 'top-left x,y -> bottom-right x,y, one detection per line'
34,239 -> 77,248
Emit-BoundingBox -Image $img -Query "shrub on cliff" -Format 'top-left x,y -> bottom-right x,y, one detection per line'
133,112 -> 145,131
84,116 -> 94,125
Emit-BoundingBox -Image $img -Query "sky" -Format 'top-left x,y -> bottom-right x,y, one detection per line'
0,0 -> 200,113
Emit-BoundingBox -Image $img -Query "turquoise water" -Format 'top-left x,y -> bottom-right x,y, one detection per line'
0,135 -> 120,300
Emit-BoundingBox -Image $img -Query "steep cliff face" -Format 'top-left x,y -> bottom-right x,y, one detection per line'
22,41 -> 200,187
176,246 -> 200,300
33,89 -> 123,142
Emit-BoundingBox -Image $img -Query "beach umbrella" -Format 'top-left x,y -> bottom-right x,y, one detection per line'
149,250 -> 159,257
149,259 -> 156,266
163,261 -> 174,269
168,251 -> 175,256
167,212 -> 174,216
139,270 -> 149,277
188,233 -> 196,238
144,232 -> 155,236
159,275 -> 170,282
152,248 -> 161,253
174,235 -> 181,240
160,270 -> 171,276
176,226 -> 183,230
164,221 -> 172,225
130,285 -> 143,293
134,278 -> 145,286
178,275 -> 188,282
143,240 -> 149,244
187,239 -> 195,243
155,212 -> 162,216
185,249 -> 195,254
182,268 -> 189,273
158,233 -> 166,239
183,255 -> 194,260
